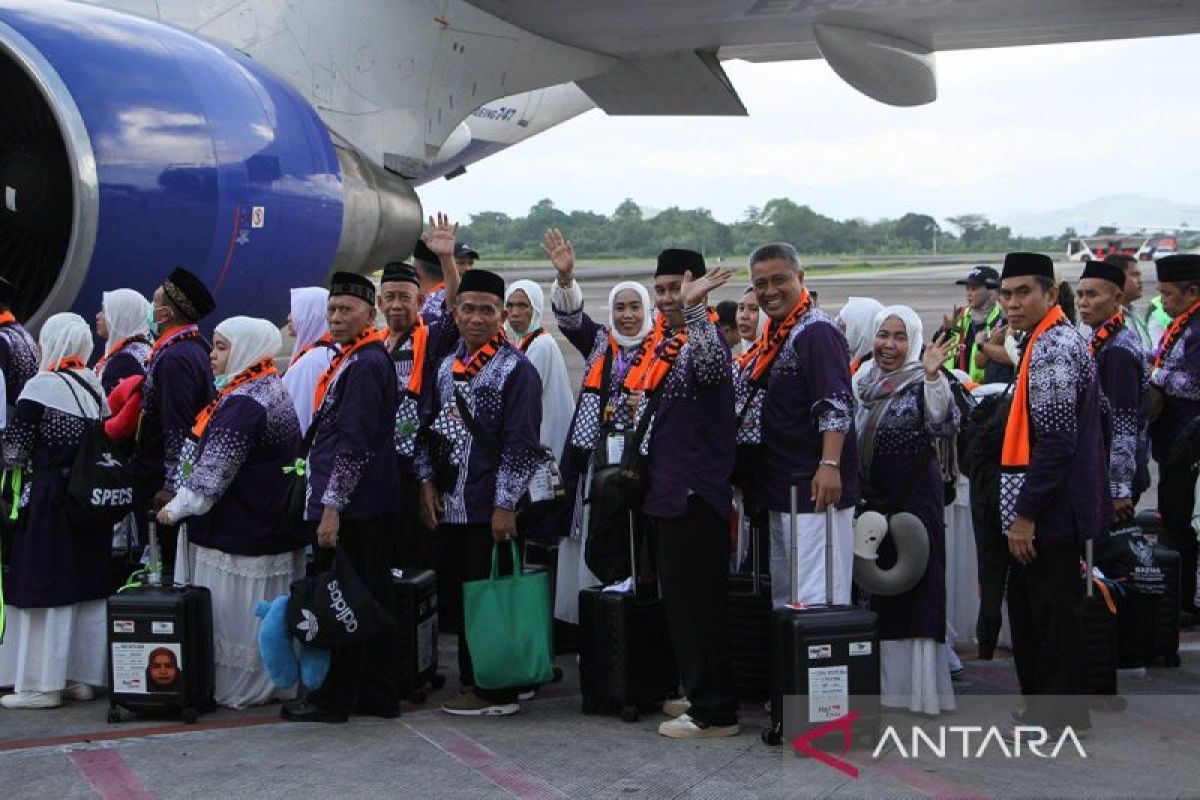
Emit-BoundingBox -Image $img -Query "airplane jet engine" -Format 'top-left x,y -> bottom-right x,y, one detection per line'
0,0 -> 422,329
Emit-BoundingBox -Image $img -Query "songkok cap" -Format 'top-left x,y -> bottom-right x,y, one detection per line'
1080,260 -> 1127,290
458,268 -> 505,300
162,267 -> 215,322
329,271 -> 375,305
412,239 -> 438,266
1000,252 -> 1055,281
454,243 -> 480,260
955,265 -> 1000,289
655,248 -> 706,279
0,275 -> 14,307
381,262 -> 420,287
1156,254 -> 1200,283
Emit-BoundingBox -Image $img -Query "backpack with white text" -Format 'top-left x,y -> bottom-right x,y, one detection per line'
58,371 -> 136,528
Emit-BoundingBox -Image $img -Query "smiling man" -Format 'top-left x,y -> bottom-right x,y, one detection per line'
997,252 -> 1107,733
1075,259 -> 1150,522
740,243 -> 859,610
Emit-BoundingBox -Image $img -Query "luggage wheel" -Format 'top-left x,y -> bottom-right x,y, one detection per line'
430,673 -> 447,689
620,705 -> 640,723
107,707 -> 123,724
181,707 -> 200,724
761,726 -> 782,746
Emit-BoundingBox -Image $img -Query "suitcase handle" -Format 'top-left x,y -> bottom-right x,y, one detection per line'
789,476 -> 835,608
147,513 -> 162,587
1085,538 -> 1093,599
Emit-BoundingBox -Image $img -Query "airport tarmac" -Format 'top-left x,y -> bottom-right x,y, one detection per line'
5,258 -> 1185,799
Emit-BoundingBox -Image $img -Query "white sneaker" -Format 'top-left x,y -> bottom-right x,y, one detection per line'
1,691 -> 63,709
517,689 -> 537,702
65,682 -> 95,701
662,697 -> 690,718
658,713 -> 739,739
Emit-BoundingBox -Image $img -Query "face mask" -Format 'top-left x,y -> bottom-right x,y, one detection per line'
214,374 -> 230,390
146,306 -> 159,337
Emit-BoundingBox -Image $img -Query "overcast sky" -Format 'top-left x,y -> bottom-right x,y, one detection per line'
417,33 -> 1199,228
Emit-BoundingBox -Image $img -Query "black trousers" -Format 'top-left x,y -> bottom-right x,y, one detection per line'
393,482 -> 435,570
437,523 -> 522,703
307,514 -> 400,716
1158,462 -> 1199,614
970,489 -> 1009,658
1007,542 -> 1090,728
651,496 -> 738,727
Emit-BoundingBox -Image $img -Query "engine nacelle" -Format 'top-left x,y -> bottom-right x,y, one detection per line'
0,0 -> 421,329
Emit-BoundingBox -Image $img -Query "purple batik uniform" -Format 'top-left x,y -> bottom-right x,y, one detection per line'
1150,312 -> 1200,463
98,338 -> 152,394
136,327 -> 216,494
177,375 -> 305,555
306,342 -> 401,521
3,403 -> 110,607
416,341 -> 542,525
859,378 -> 960,641
1095,324 -> 1151,500
0,321 -> 38,405
420,287 -> 447,326
1001,324 -> 1109,545
750,308 -> 861,514
389,315 -> 460,471
640,305 -> 734,521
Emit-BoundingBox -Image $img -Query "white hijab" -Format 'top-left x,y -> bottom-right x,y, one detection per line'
505,279 -> 544,339
289,287 -> 329,359
101,288 -> 151,352
214,316 -> 283,381
608,281 -> 653,348
19,313 -> 108,419
837,296 -> 884,360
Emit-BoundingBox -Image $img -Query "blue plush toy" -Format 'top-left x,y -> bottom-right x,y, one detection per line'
255,595 -> 330,691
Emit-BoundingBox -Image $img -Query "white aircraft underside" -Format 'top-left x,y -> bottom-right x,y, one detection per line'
83,0 -> 1200,183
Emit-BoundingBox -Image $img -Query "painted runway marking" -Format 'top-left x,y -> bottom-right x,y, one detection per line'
404,717 -> 568,799
68,748 -> 154,800
0,714 -> 282,755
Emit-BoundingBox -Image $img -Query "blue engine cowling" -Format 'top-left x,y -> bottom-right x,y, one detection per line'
0,0 -> 421,329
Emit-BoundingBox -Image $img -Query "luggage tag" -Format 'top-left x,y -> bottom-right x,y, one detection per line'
605,433 -> 624,465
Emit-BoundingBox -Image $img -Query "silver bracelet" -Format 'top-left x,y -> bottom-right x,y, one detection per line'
818,459 -> 840,469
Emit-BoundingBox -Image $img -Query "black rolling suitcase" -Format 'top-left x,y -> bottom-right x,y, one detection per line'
728,516 -> 771,701
107,520 -> 215,723
764,484 -> 880,748
579,512 -> 678,722
392,567 -> 446,703
1109,535 -> 1182,669
1081,539 -> 1124,709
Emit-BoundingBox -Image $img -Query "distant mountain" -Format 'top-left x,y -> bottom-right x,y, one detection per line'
995,195 -> 1200,237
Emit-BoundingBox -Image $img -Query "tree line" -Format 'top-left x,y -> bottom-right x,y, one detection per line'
453,198 -> 1067,260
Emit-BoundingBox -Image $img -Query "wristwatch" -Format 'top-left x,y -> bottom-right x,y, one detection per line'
818,459 -> 840,469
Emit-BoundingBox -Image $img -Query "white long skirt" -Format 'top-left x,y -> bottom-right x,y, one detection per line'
554,537 -> 600,625
0,601 -> 108,692
881,638 -> 956,715
175,543 -> 304,709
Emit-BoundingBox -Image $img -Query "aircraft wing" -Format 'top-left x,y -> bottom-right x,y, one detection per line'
467,0 -> 1200,111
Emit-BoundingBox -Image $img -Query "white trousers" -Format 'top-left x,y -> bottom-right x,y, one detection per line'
0,601 -> 108,692
768,507 -> 854,609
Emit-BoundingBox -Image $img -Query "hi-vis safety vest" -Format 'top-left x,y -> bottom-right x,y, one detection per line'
944,304 -> 1003,384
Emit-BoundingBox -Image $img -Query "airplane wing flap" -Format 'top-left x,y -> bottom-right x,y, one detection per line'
577,50 -> 747,116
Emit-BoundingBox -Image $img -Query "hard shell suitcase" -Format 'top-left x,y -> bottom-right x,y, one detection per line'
764,484 -> 880,748
106,521 -> 215,723
1116,542 -> 1181,669
728,516 -> 771,701
578,512 -> 678,722
1081,539 -> 1124,710
391,567 -> 446,703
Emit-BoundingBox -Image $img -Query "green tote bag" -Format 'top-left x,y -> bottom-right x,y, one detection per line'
463,541 -> 554,690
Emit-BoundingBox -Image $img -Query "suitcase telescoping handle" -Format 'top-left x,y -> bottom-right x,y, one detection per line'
177,522 -> 192,588
147,513 -> 162,587
1085,538 -> 1094,599
789,473 -> 835,608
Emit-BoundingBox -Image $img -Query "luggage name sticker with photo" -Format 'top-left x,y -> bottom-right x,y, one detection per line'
111,641 -> 184,695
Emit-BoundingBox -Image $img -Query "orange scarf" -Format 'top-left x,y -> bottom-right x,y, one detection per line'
289,332 -> 333,367
190,358 -> 277,439
736,290 -> 812,382
1153,298 -> 1200,370
1001,306 -> 1068,470
627,309 -> 721,393
518,328 -> 546,352
312,327 -> 386,411
392,319 -> 429,397
582,334 -> 655,392
453,331 -> 506,383
94,336 -> 148,376
148,325 -> 201,368
0,311 -> 15,326
51,356 -> 86,371
1088,309 -> 1125,356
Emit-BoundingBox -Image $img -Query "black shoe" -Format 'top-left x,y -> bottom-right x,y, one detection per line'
977,645 -> 995,660
281,700 -> 348,724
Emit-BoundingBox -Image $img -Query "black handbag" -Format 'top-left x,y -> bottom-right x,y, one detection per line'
287,549 -> 394,649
